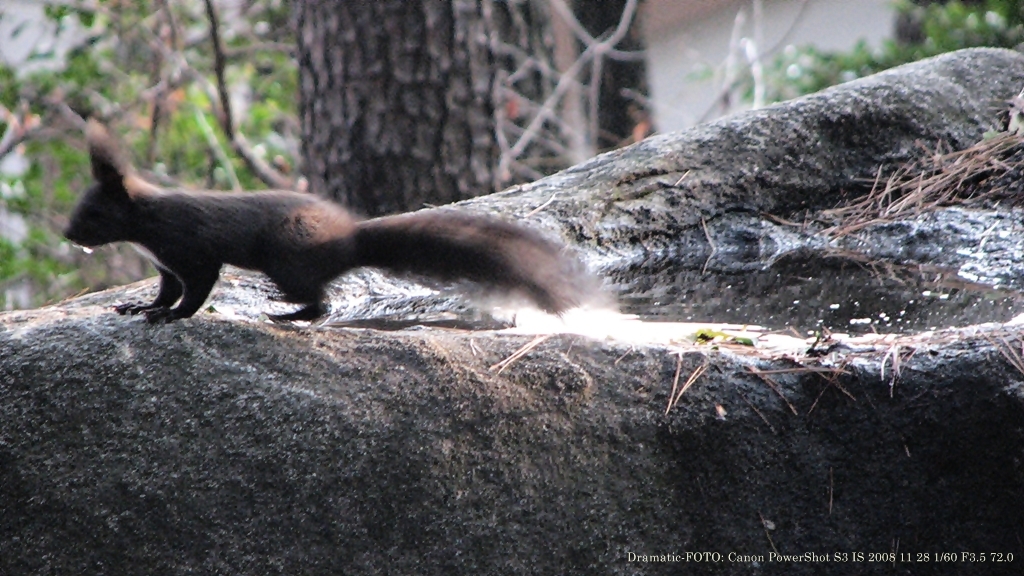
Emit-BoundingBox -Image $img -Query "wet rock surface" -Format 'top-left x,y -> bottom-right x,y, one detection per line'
3,48 -> 1024,574
618,207 -> 1024,334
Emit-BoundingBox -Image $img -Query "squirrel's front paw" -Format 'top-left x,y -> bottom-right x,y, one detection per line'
142,306 -> 176,323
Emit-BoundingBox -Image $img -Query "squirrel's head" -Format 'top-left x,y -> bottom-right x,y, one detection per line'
64,120 -> 138,246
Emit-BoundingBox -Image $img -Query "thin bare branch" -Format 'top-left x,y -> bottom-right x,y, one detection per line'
0,103 -> 42,161
499,0 -> 639,176
550,4 -> 590,163
547,0 -> 644,61
193,106 -> 241,191
202,0 -> 295,190
587,55 -> 604,156
203,0 -> 234,136
697,0 -> 811,124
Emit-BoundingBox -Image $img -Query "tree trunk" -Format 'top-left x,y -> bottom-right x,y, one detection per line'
294,0 -> 645,216
295,0 -> 503,216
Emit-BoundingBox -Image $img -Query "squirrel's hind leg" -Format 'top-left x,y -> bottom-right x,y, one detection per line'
265,268 -> 330,322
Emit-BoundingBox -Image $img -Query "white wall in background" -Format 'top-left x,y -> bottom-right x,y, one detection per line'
642,0 -> 895,132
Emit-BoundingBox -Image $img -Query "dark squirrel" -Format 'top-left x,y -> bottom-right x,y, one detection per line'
64,121 -> 594,323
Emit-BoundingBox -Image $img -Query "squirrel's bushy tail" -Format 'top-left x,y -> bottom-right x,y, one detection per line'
353,210 -> 596,314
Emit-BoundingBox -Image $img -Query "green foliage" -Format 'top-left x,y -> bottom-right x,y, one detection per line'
763,1 -> 1024,103
0,0 -> 297,310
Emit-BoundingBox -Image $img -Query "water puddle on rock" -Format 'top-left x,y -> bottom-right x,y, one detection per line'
615,252 -> 1024,336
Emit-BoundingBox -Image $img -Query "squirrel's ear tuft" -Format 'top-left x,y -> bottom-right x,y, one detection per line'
85,119 -> 130,189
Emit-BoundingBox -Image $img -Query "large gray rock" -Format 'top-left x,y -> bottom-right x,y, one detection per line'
3,48 -> 1024,574
479,48 -> 1023,256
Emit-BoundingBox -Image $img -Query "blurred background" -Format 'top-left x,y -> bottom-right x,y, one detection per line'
0,0 -> 1021,311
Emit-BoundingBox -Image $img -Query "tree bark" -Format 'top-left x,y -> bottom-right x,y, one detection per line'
295,0 -> 502,216
295,0 -> 646,216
